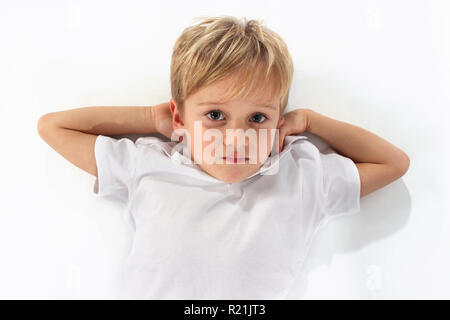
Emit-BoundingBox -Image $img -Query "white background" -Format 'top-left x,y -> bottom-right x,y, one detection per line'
1,0 -> 449,299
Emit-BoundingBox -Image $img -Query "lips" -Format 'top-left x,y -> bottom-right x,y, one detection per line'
222,156 -> 249,163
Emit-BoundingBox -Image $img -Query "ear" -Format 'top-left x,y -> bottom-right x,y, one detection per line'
169,98 -> 186,143
169,98 -> 185,129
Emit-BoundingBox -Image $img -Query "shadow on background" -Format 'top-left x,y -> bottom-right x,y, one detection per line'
285,132 -> 412,299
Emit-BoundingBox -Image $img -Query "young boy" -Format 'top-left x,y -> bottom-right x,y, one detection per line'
37,16 -> 409,299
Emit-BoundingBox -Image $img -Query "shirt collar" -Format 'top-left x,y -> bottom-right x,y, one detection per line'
164,135 -> 308,183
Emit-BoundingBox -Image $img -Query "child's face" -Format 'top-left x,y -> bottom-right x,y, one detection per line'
169,75 -> 285,183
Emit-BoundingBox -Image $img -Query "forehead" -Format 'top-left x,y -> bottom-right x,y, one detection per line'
189,73 -> 279,108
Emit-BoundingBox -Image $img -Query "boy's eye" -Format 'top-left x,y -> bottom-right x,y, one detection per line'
250,113 -> 267,123
206,110 -> 225,121
205,110 -> 268,123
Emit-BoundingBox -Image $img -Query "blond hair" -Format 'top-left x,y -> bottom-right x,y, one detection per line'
170,15 -> 294,117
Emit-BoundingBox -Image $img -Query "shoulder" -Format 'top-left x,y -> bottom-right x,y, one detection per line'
284,133 -> 321,160
135,135 -> 180,157
285,133 -> 356,176
133,135 -> 195,173
96,134 -> 178,158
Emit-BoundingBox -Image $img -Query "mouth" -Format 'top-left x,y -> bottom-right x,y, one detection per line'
222,156 -> 249,163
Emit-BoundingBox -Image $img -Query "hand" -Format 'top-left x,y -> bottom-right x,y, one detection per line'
152,102 -> 175,140
277,108 -> 311,152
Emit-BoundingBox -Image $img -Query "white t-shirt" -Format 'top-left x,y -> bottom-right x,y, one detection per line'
92,133 -> 361,299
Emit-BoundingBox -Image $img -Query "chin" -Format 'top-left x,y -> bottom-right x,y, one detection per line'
220,175 -> 246,183
208,165 -> 261,184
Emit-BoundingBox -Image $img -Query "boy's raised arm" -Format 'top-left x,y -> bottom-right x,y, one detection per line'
36,103 -> 168,177
305,109 -> 410,198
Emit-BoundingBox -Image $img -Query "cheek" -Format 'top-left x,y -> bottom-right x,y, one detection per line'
256,128 -> 277,152
187,123 -> 216,161
186,124 -> 278,164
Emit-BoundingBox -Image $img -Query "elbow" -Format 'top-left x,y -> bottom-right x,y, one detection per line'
37,115 -> 47,136
394,152 -> 410,177
37,115 -> 47,134
37,113 -> 58,138
37,114 -> 51,137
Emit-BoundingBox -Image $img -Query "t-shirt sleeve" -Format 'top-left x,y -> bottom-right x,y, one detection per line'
92,135 -> 138,205
318,147 -> 361,220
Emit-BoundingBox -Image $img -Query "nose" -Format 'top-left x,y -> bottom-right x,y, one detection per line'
224,130 -> 248,145
223,124 -> 250,155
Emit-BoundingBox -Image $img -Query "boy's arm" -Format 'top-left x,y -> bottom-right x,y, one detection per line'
305,109 -> 410,198
37,103 -> 168,177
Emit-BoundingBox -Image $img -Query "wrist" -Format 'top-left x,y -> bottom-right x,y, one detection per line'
302,108 -> 314,132
305,109 -> 325,135
150,102 -> 173,138
145,105 -> 159,133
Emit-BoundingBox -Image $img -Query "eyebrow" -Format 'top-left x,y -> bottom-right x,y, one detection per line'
197,101 -> 277,110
